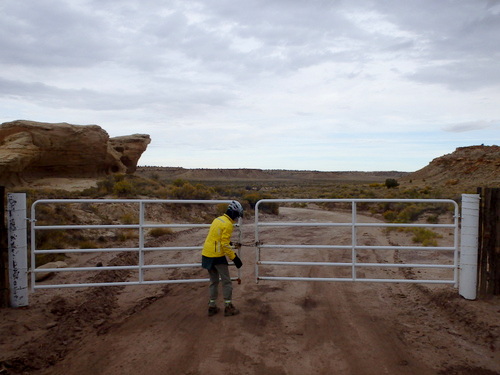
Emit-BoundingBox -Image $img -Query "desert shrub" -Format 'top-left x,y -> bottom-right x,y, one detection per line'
213,185 -> 246,198
113,180 -> 135,197
396,188 -> 421,199
409,228 -> 442,246
36,230 -> 68,250
35,204 -> 55,222
113,174 -> 126,182
382,210 -> 398,222
243,192 -> 262,208
169,181 -> 214,200
193,183 -> 214,199
97,236 -> 108,244
426,214 -> 439,224
33,202 -> 83,226
242,192 -> 279,215
380,203 -> 441,223
395,204 -> 424,222
172,178 -> 187,187
148,228 -> 173,237
115,229 -> 139,241
156,187 -> 171,199
419,186 -> 432,195
385,178 -> 399,189
81,186 -> 103,198
213,186 -> 230,196
121,213 -> 137,224
96,176 -> 115,194
261,202 -> 279,215
128,175 -> 163,195
87,174 -> 164,198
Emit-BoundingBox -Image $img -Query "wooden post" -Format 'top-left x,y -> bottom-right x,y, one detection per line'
477,187 -> 500,297
0,186 -> 10,307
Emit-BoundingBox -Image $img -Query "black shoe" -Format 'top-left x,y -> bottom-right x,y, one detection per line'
208,306 -> 220,317
224,303 -> 239,316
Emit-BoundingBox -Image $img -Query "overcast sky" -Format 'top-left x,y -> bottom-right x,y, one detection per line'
1,0 -> 499,172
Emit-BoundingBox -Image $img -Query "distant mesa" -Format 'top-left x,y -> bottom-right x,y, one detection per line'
136,166 -> 409,182
137,145 -> 499,190
0,120 -> 151,187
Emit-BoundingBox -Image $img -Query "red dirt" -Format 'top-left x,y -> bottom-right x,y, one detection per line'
1,207 -> 499,375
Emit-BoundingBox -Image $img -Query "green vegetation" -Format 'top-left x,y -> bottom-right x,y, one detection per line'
169,179 -> 214,200
385,178 -> 400,189
242,191 -> 279,215
409,227 -> 442,247
148,228 -> 173,238
10,171 -> 464,259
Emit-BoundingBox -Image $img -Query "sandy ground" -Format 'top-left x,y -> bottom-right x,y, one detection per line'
1,206 -> 499,375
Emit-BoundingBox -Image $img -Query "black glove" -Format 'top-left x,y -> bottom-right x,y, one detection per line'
233,255 -> 243,269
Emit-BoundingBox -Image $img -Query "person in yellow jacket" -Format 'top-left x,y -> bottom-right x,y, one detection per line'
202,201 -> 244,317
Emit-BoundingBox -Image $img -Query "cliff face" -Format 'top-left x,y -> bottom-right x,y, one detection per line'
402,145 -> 500,188
0,120 -> 150,187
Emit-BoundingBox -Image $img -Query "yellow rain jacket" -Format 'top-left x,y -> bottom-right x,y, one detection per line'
202,214 -> 237,261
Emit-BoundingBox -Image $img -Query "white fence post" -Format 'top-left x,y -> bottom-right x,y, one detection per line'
459,194 -> 480,300
7,193 -> 29,307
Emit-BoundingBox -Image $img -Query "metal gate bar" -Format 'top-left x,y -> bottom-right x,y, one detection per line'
254,198 -> 459,285
31,199 -> 242,290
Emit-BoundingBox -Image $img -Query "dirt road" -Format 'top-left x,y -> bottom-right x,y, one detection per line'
1,207 -> 499,374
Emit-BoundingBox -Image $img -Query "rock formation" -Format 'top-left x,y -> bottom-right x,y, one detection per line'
0,120 -> 151,187
402,145 -> 500,188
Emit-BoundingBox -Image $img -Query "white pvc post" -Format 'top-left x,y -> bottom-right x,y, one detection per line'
7,193 -> 29,307
459,194 -> 480,300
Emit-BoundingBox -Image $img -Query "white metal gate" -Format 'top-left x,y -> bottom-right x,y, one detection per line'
6,194 -> 481,304
30,199 -> 242,290
254,199 -> 460,285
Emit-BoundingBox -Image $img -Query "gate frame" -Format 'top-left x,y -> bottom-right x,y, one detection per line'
30,199 -> 242,291
254,198 -> 460,286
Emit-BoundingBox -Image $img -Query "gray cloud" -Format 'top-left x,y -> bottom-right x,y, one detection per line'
0,77 -> 147,110
409,60 -> 500,90
379,0 -> 500,90
443,120 -> 498,133
0,0 -> 499,171
0,1 -> 113,67
0,76 -> 235,112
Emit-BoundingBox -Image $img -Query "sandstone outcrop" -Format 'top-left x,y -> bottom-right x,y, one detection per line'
402,145 -> 500,188
0,120 -> 150,187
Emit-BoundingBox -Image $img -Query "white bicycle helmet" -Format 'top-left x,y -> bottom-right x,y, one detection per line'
227,200 -> 244,218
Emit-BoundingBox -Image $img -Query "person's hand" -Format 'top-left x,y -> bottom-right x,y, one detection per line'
233,255 -> 243,269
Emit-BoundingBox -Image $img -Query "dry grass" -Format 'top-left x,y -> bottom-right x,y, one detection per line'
9,171 -> 465,264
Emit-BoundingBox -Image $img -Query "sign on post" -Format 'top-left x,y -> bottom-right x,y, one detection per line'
8,193 -> 29,307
